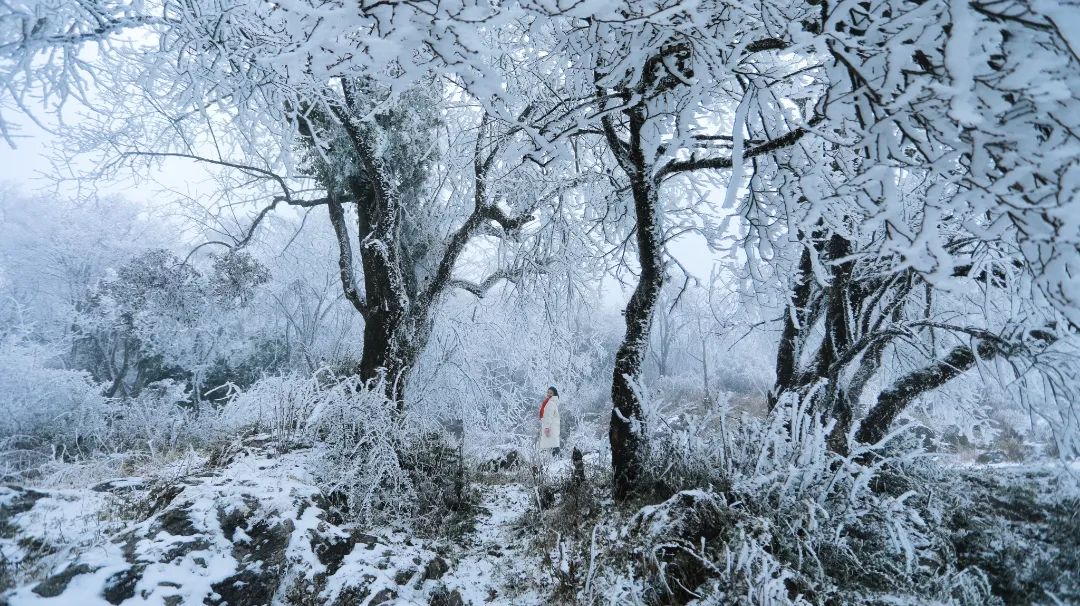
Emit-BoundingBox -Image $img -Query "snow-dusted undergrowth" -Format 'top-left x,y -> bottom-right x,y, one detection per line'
2,377 -> 1075,605
522,395 -> 1079,605
0,435 -> 548,605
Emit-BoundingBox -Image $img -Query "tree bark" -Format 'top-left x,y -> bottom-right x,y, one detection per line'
326,197 -> 368,317
855,340 -> 999,446
609,107 -> 664,502
769,243 -> 815,410
346,170 -> 410,405
338,82 -> 415,406
820,234 -> 855,453
845,338 -> 886,413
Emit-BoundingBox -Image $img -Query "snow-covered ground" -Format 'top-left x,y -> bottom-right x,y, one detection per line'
0,440 -> 557,605
3,437 -> 1077,605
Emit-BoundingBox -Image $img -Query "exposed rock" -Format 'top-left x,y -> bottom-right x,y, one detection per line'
144,483 -> 184,516
217,496 -> 259,541
208,518 -> 294,606
429,585 -> 465,606
31,564 -> 98,598
423,556 -> 449,581
159,538 -> 212,564
369,588 -> 397,605
354,532 -> 379,550
2,450 -> 527,606
331,585 -> 369,606
0,487 -> 47,517
103,565 -> 144,605
156,505 -> 197,537
311,531 -> 353,577
0,487 -> 47,539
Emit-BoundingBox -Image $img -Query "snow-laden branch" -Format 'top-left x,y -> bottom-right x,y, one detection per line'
657,115 -> 824,180
449,264 -> 538,298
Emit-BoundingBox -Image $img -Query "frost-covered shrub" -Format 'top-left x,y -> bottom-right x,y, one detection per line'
0,334 -> 214,481
650,374 -> 709,410
596,392 -> 998,605
100,380 -> 204,454
221,371 -> 468,529
944,466 -> 1080,602
308,377 -> 468,529
72,249 -> 272,401
214,371 -> 329,447
0,334 -> 109,476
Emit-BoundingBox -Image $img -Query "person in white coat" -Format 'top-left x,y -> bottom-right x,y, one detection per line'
537,386 -> 561,456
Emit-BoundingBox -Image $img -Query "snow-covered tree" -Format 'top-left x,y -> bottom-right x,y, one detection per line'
74,249 -> 269,399
754,0 -> 1080,456
1,0 -> 1077,491
0,188 -> 166,341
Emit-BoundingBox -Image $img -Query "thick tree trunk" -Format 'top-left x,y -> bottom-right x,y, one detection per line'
769,244 -> 815,410
355,264 -> 410,407
610,142 -> 664,501
345,163 -> 410,405
820,234 -> 855,453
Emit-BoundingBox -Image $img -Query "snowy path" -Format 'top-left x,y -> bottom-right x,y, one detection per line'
439,482 -> 543,605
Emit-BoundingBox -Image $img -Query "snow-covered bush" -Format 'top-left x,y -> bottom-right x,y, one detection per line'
214,371 -> 328,447
0,333 -> 109,477
212,371 -> 469,529
305,375 -> 467,529
0,332 -> 208,481
72,248 -> 272,401
590,391 -> 998,604
99,380 -> 202,454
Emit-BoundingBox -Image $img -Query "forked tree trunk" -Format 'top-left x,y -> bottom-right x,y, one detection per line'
327,91 -> 530,409
768,231 -> 868,454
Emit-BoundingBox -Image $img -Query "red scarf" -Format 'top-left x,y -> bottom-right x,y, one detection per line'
539,396 -> 551,419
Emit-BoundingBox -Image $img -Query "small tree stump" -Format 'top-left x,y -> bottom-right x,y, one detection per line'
571,447 -> 586,487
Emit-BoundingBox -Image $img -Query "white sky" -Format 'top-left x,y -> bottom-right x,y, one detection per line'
0,123 -> 55,190
0,120 -> 168,199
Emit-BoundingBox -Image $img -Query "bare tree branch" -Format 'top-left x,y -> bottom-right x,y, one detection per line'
657,115 -> 825,180
326,196 -> 369,318
450,265 -> 538,298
